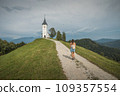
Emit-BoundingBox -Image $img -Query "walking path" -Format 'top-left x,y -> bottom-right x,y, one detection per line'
50,39 -> 118,80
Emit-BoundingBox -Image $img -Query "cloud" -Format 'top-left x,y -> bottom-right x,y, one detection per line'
1,6 -> 30,12
1,6 -> 12,12
12,6 -> 30,11
74,26 -> 98,33
0,0 -> 120,40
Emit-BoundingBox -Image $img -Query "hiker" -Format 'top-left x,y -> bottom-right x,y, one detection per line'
70,39 -> 76,60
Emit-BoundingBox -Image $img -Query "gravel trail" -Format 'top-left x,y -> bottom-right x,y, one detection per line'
50,39 -> 118,80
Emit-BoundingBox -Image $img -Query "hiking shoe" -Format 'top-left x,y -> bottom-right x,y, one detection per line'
72,58 -> 75,60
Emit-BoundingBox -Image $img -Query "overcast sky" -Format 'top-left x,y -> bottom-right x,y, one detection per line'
0,0 -> 120,40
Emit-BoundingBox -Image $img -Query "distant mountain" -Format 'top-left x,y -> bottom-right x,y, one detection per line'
95,38 -> 119,43
0,37 -> 14,42
95,38 -> 120,49
72,38 -> 120,62
101,40 -> 120,49
11,37 -> 37,44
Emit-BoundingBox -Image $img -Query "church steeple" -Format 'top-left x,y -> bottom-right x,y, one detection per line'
42,16 -> 48,25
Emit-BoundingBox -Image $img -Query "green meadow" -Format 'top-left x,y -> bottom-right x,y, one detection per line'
61,41 -> 120,79
0,39 -> 66,80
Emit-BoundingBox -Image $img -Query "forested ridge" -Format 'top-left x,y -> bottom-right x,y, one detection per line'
0,38 -> 25,56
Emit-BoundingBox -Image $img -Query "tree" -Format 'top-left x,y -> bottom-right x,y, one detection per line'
59,32 -> 62,40
62,32 -> 66,41
19,42 -> 26,46
49,27 -> 56,38
56,31 -> 62,40
0,38 -> 26,56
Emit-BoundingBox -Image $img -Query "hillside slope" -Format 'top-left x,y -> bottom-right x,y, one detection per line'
61,41 -> 120,79
0,39 -> 66,80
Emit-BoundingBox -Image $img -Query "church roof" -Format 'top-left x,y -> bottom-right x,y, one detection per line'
42,18 -> 48,25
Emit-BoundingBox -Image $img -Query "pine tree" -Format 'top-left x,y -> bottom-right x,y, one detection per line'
56,31 -> 62,40
62,32 -> 66,41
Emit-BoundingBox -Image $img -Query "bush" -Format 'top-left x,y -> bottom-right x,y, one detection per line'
0,38 -> 26,56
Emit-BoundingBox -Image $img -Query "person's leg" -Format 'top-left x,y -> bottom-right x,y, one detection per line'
72,52 -> 74,59
73,52 -> 75,59
71,52 -> 73,58
70,48 -> 72,57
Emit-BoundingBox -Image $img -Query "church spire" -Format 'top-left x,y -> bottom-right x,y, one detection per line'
42,15 -> 48,25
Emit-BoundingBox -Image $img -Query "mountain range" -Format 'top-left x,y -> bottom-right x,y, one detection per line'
0,37 -> 14,42
95,38 -> 119,43
11,37 -> 37,44
95,38 -> 120,49
1,37 -> 40,44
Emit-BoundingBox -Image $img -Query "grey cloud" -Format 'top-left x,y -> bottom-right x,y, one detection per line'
1,6 -> 12,12
76,27 -> 98,33
1,6 -> 30,12
12,6 -> 30,11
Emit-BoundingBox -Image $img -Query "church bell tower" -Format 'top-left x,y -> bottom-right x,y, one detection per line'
42,16 -> 49,38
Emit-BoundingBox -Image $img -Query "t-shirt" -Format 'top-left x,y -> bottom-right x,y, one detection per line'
71,45 -> 75,49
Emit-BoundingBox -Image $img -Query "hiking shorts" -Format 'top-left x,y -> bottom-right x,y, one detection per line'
70,48 -> 75,52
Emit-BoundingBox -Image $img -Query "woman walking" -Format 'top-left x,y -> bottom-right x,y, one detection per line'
70,39 -> 76,60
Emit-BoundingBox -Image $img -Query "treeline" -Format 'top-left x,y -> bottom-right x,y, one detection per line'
0,38 -> 25,56
49,27 -> 66,41
68,39 -> 120,62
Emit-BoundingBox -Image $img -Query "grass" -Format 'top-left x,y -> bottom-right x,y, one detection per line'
61,41 -> 120,79
0,39 -> 66,80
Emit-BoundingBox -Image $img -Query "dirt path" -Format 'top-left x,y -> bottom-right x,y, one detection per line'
50,39 -> 118,80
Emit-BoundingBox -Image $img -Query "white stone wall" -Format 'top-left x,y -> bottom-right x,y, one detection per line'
42,25 -> 48,38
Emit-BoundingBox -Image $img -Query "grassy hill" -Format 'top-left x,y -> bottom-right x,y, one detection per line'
0,39 -> 66,80
61,41 -> 120,79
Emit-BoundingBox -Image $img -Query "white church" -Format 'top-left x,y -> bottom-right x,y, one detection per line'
42,17 -> 50,38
